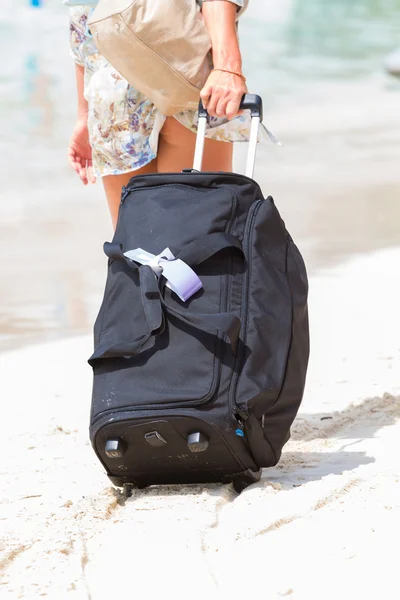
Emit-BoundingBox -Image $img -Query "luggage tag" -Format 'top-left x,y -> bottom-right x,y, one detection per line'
124,248 -> 203,302
260,123 -> 282,146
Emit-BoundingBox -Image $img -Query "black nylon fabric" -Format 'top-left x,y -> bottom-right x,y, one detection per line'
89,171 -> 309,486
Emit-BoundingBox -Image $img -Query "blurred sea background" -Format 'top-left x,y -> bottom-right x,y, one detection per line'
0,0 -> 399,351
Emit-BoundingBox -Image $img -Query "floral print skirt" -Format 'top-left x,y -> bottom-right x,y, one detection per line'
69,7 -> 253,177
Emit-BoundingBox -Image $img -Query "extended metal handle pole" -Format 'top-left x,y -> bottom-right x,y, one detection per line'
193,114 -> 207,171
194,94 -> 263,176
245,115 -> 260,179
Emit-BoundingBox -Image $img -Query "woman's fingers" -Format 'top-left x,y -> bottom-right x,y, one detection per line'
67,147 -> 74,169
206,89 -> 218,117
68,146 -> 96,185
200,85 -> 212,110
68,147 -> 80,175
215,96 -> 230,119
68,149 -> 86,182
75,156 -> 87,185
68,120 -> 95,185
226,96 -> 243,121
81,165 -> 89,185
207,88 -> 242,119
87,162 -> 96,184
80,160 -> 96,185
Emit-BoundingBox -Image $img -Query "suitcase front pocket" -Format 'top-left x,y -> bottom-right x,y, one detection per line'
89,233 -> 243,419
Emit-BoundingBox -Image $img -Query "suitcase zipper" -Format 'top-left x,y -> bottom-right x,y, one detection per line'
121,183 -> 215,204
120,183 -> 213,209
229,199 -> 264,420
123,171 -> 263,190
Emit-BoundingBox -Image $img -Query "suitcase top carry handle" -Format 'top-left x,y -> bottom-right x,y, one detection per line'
194,94 -> 263,179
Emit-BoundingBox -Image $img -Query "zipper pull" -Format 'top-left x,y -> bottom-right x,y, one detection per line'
234,406 -> 248,422
121,186 -> 129,204
234,407 -> 247,439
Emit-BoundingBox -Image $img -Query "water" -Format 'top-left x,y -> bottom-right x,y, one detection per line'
0,0 -> 400,351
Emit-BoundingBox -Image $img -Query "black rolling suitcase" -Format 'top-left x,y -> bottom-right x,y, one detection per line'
89,95 -> 309,492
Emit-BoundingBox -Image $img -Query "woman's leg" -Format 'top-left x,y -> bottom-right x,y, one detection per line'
157,117 -> 233,173
102,159 -> 157,228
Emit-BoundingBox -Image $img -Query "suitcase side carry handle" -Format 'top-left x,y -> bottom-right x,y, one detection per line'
194,93 -> 263,179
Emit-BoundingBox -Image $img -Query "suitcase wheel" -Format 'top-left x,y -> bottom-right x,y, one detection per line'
232,468 -> 262,493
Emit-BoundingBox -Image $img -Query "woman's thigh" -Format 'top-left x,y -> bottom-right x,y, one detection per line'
102,160 -> 157,229
157,116 -> 233,173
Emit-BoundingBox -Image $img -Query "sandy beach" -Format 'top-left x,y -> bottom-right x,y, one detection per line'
1,247 -> 399,599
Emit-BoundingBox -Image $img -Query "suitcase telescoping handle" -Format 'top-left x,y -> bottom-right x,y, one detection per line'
193,93 -> 263,179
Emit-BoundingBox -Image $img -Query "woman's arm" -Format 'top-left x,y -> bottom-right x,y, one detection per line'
75,63 -> 89,120
68,63 -> 95,184
68,66 -> 95,185
200,0 -> 247,120
68,9 -> 95,184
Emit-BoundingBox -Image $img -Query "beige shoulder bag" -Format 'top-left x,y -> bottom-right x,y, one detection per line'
88,0 -> 248,116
